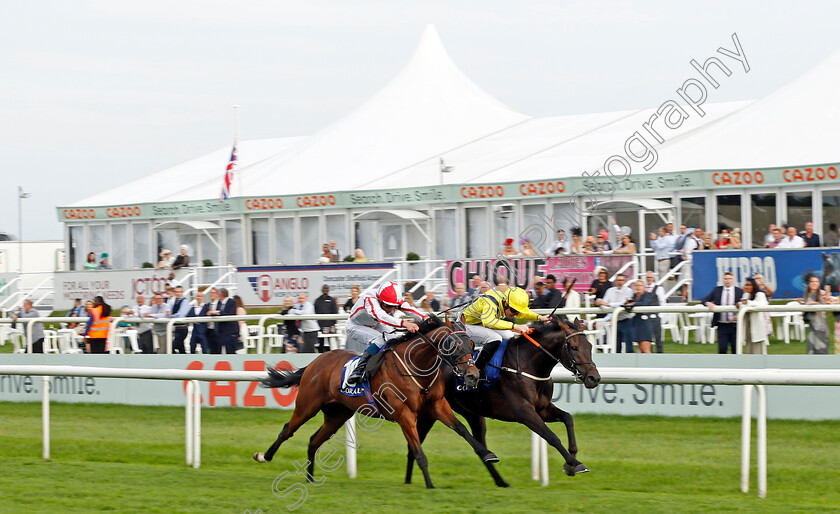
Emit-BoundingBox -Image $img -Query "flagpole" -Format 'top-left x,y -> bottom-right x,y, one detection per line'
234,105 -> 241,196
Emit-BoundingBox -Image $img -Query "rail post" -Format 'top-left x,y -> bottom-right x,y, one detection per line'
345,416 -> 357,478
42,375 -> 50,460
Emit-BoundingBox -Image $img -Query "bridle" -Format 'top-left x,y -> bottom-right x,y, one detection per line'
516,324 -> 593,383
415,327 -> 476,380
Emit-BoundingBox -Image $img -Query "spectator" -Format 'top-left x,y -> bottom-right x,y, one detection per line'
468,274 -> 489,295
799,275 -> 828,354
127,295 -> 153,354
157,249 -> 175,270
702,231 -> 713,249
625,279 -> 659,354
701,271 -> 743,354
146,293 -> 170,354
495,275 -> 511,293
165,272 -> 181,289
186,291 -> 209,354
561,277 -> 581,322
205,288 -> 220,353
740,278 -> 769,355
588,267 -> 612,300
569,228 -> 584,254
164,285 -> 175,306
343,285 -> 361,312
449,282 -> 470,309
614,235 -> 636,255
500,238 -> 519,257
644,271 -> 667,353
778,226 -> 805,248
419,298 -> 433,313
208,288 -> 237,354
328,240 -> 341,262
799,221 -> 820,247
822,286 -> 840,351
234,295 -> 247,352
650,227 -> 676,280
544,229 -> 570,256
670,225 -> 690,269
681,228 -> 705,300
543,274 -> 563,309
765,227 -> 784,248
825,223 -> 840,247
280,296 -> 301,353
172,245 -> 190,270
597,229 -> 612,252
753,273 -> 775,298
596,274 -> 634,353
763,223 -> 777,247
67,298 -> 84,329
85,295 -> 111,354
714,228 -> 737,249
425,291 -> 440,312
731,228 -> 743,248
666,223 -> 675,236
314,284 -> 338,353
79,300 -> 95,342
169,285 -> 191,354
289,292 -> 319,353
84,252 -> 98,270
519,237 -> 537,257
98,253 -> 112,270
12,299 -> 44,353
318,243 -> 332,264
353,249 -> 368,262
403,292 -> 416,307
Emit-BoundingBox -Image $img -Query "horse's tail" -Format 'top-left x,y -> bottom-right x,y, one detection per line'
261,365 -> 306,389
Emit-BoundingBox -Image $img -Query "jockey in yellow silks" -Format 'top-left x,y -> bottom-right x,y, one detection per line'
462,286 -> 550,370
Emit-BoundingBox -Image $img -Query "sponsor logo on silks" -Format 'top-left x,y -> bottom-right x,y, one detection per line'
248,275 -> 273,303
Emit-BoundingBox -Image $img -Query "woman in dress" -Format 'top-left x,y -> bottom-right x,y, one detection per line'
625,279 -> 658,353
614,235 -> 636,255
343,285 -> 361,312
84,252 -> 98,270
318,243 -> 332,264
519,237 -> 537,257
172,245 -> 190,270
740,277 -> 769,355
569,227 -> 584,254
800,275 -> 828,354
233,295 -> 248,352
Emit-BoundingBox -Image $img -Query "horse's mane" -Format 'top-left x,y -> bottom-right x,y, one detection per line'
386,314 -> 445,346
510,316 -> 578,345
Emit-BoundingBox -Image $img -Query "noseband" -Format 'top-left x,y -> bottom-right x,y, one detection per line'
415,328 -> 476,380
520,327 -> 593,383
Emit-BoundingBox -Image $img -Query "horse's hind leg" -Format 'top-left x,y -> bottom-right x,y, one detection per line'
304,403 -> 355,483
516,405 -> 589,476
428,399 -> 499,464
464,413 -> 509,487
255,392 -> 324,463
405,415 -> 435,485
541,403 -> 579,460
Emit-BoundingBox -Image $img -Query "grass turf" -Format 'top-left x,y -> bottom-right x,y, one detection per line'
0,402 -> 838,512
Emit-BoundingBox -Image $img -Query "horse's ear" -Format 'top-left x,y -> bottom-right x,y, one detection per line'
427,313 -> 443,327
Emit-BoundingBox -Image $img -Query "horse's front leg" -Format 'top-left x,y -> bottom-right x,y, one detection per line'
464,412 -> 509,487
428,399 -> 499,464
540,403 -> 579,460
515,404 -> 588,476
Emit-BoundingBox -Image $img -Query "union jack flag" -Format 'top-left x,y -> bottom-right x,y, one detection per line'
220,140 -> 238,201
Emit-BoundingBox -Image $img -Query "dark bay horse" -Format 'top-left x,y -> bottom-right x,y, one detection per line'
406,317 -> 600,487
254,316 -> 499,489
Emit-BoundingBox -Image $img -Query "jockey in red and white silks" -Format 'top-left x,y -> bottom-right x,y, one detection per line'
345,281 -> 426,386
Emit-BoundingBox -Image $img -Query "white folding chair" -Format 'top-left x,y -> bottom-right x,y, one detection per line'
240,325 -> 262,354
42,330 -> 60,354
9,332 -> 26,353
56,329 -> 84,354
265,324 -> 285,354
781,301 -> 808,344
659,312 -> 682,344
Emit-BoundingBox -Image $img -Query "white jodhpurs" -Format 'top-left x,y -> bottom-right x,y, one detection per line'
464,324 -> 515,352
345,321 -> 401,353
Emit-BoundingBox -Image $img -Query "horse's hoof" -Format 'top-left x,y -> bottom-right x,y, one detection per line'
564,463 -> 589,476
253,452 -> 266,463
496,481 -> 511,488
482,452 -> 500,463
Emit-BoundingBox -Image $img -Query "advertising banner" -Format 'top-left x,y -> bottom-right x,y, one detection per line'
54,269 -> 191,310
1,354 -> 838,420
445,256 -> 635,296
236,263 -> 394,307
0,272 -> 18,299
692,249 -> 840,300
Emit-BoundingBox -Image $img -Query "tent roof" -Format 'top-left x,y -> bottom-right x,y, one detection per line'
72,26 -> 839,208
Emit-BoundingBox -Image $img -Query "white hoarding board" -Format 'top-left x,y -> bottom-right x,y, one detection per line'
236,263 -> 394,307
54,269 -> 191,310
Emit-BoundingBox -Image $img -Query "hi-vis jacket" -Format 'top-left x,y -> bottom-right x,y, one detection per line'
462,288 -> 539,330
347,292 -> 425,329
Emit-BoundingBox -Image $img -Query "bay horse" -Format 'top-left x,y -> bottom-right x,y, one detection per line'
405,317 -> 600,487
254,315 -> 499,489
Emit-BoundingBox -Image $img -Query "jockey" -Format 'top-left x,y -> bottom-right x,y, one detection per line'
462,286 -> 551,371
345,281 -> 427,386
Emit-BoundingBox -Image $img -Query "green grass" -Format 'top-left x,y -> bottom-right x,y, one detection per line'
1,402 -> 839,512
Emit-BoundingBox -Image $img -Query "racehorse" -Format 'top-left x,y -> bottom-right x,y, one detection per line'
405,316 -> 600,487
254,315 -> 499,489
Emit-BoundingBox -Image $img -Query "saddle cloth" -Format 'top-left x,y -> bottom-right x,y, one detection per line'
339,357 -> 366,397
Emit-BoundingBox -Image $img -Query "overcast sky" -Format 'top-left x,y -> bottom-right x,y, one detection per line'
3,0 -> 839,240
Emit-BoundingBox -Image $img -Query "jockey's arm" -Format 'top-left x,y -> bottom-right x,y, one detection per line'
514,310 -> 541,324
397,301 -> 427,322
362,297 -> 404,329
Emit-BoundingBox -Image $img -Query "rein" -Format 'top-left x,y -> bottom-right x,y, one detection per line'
389,326 -> 474,393
512,326 -> 592,382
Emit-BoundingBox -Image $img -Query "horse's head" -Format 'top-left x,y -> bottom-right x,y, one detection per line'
538,317 -> 600,389
425,314 -> 479,388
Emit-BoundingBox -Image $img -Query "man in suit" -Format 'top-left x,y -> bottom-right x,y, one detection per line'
170,286 -> 191,354
543,274 -> 563,309
701,271 -> 743,354
187,290 -> 210,354
209,287 -> 238,354
205,288 -> 220,353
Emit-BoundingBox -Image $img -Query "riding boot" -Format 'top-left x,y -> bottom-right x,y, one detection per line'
347,346 -> 377,386
474,340 -> 501,374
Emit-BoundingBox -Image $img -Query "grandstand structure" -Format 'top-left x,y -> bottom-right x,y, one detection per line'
58,26 -> 840,270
